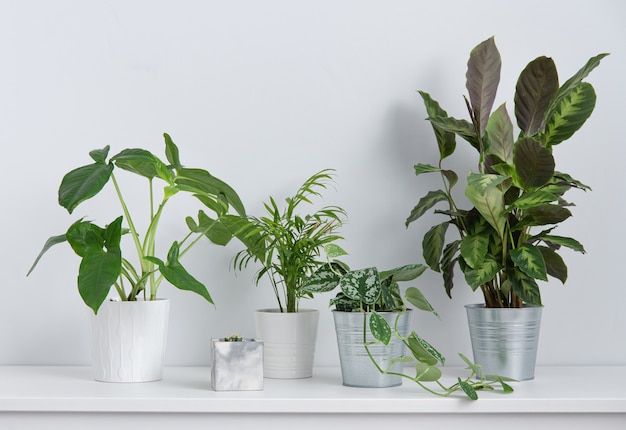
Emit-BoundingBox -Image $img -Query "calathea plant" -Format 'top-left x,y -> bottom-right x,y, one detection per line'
406,37 -> 607,308
28,133 -> 246,314
315,263 -> 513,399
220,168 -> 347,313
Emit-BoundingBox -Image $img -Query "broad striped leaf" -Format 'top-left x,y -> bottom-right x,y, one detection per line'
511,191 -> 558,209
423,222 -> 449,272
514,137 -> 555,189
463,255 -> 500,290
542,235 -> 586,253
538,246 -> 567,283
506,267 -> 542,305
543,82 -> 596,147
485,103 -> 514,164
466,36 -> 501,138
465,174 -> 507,238
406,190 -> 448,226
514,56 -> 559,136
419,91 -> 456,159
460,234 -> 489,269
510,245 -> 548,281
427,115 -> 479,150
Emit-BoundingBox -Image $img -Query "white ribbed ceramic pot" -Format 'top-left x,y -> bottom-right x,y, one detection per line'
254,309 -> 319,379
89,299 -> 170,383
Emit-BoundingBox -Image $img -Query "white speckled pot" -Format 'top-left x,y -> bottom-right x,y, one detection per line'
88,299 -> 170,383
254,309 -> 319,379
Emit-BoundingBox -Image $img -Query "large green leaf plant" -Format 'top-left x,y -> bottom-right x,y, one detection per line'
407,37 -> 608,308
28,133 -> 246,314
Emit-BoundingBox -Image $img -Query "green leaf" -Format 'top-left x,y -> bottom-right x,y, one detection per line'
459,378 -> 479,400
506,267 -> 542,305
414,363 -> 442,382
441,240 -> 460,298
406,332 -> 445,366
541,235 -> 586,253
514,56 -> 559,136
146,242 -> 214,304
380,264 -> 427,283
324,243 -> 348,258
405,287 -> 438,317
485,103 -> 514,164
405,190 -> 449,227
459,353 -> 483,377
58,162 -> 114,214
27,234 -> 68,276
77,217 -> 123,314
546,52 -> 608,123
186,210 -> 233,246
427,115 -> 479,150
514,137 -> 555,189
369,311 -> 391,345
466,36 -> 501,138
510,245 -> 548,281
538,246 -> 568,283
460,234 -> 489,269
543,82 -> 597,147
465,174 -> 507,237
510,191 -> 558,209
89,146 -> 110,164
163,132 -> 181,167
65,220 -> 106,257
463,255 -> 501,290
339,267 -> 381,305
176,167 -> 246,216
112,148 -> 173,183
422,222 -> 449,272
525,204 -> 572,226
418,91 -> 457,159
301,262 -> 345,294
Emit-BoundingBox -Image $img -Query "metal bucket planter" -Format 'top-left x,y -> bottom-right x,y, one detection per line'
89,298 -> 170,383
333,310 -> 411,387
211,338 -> 264,391
465,304 -> 543,381
254,309 -> 319,379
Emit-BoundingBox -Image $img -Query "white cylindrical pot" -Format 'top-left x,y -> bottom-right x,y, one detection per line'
465,304 -> 542,381
89,299 -> 170,383
254,309 -> 319,379
333,310 -> 411,388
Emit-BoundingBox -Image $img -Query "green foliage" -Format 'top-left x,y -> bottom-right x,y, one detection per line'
28,133 -> 245,314
221,169 -> 347,313
407,37 -> 607,308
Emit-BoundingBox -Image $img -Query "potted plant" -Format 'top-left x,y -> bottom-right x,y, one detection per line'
220,168 -> 347,378
405,37 -> 608,379
27,133 -> 246,382
211,334 -> 264,391
317,262 -> 513,399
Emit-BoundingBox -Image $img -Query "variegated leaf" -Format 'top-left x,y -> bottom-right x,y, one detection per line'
339,267 -> 381,305
510,244 -> 548,281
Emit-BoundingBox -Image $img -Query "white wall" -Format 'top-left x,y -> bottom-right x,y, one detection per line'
2,0 -> 624,368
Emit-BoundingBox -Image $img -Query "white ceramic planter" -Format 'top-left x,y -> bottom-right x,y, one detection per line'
88,299 -> 170,383
211,338 -> 264,391
254,309 -> 319,379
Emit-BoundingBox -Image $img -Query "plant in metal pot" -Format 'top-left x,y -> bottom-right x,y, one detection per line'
405,37 -> 607,380
218,168 -> 347,378
27,132 -> 246,311
316,262 -> 513,399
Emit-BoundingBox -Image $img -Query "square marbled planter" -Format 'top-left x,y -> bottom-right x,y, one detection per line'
211,338 -> 264,391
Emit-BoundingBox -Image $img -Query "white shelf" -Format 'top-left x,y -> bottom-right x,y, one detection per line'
1,366 -> 625,429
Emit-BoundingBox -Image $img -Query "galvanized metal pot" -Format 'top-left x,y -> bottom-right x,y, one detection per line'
254,309 -> 319,379
465,304 -> 543,381
332,310 -> 411,387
